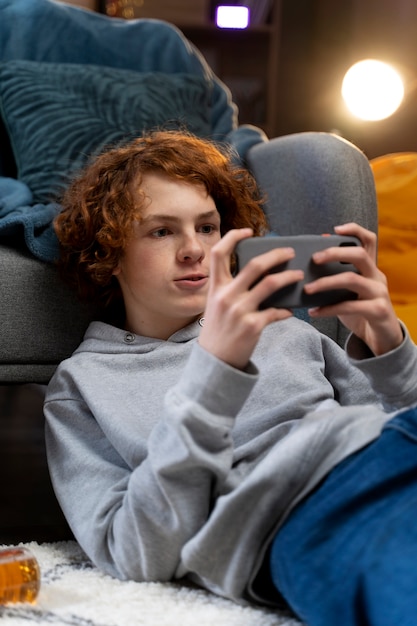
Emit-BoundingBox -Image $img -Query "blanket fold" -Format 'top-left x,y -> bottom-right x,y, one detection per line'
0,177 -> 59,261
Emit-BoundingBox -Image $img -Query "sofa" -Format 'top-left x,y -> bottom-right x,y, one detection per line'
0,0 -> 378,386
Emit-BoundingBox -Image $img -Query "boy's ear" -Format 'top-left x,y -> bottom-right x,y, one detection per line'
112,265 -> 121,277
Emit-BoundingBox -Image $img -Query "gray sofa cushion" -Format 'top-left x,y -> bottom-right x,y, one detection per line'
0,243 -> 97,383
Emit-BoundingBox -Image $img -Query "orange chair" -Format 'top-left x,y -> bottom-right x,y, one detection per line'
371,152 -> 417,342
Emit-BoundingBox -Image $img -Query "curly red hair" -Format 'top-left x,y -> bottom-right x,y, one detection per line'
54,130 -> 269,308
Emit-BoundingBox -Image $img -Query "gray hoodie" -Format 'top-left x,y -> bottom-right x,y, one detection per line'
44,316 -> 417,606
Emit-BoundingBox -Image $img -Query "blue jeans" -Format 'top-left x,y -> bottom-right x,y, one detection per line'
269,406 -> 417,626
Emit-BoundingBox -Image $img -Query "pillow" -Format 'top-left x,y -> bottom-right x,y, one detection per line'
0,60 -> 212,203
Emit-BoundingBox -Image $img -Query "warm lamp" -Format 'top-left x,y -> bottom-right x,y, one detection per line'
342,59 -> 404,121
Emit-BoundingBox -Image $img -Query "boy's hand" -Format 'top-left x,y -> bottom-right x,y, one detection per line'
199,229 -> 303,370
305,223 -> 403,356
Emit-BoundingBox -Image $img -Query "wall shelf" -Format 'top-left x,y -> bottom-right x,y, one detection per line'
179,4 -> 281,137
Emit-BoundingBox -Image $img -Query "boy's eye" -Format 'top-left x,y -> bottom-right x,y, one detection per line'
200,224 -> 217,234
152,228 -> 170,238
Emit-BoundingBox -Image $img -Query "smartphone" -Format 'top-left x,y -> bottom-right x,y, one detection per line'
235,234 -> 361,309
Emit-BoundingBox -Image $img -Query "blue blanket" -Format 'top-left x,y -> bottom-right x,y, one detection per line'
0,178 -> 59,261
0,0 -> 267,263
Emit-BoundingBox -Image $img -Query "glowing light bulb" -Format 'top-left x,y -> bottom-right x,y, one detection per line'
342,59 -> 404,121
216,6 -> 250,29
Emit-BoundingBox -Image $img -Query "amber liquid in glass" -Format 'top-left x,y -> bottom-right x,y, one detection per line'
0,547 -> 40,604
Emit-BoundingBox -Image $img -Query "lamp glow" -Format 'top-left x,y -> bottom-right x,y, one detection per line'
342,59 -> 404,121
216,6 -> 250,29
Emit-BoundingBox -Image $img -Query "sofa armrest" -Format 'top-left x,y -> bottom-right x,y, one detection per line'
246,132 -> 378,237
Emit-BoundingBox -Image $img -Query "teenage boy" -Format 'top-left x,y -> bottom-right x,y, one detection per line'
44,130 -> 417,626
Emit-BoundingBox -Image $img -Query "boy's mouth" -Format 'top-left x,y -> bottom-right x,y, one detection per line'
175,274 -> 208,288
176,273 -> 206,282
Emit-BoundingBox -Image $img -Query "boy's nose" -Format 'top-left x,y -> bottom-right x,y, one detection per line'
178,235 -> 204,262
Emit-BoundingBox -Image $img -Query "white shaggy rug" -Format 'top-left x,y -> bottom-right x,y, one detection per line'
0,541 -> 303,625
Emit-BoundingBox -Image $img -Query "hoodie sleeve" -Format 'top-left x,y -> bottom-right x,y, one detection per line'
44,343 -> 258,583
345,322 -> 417,411
304,321 -> 417,413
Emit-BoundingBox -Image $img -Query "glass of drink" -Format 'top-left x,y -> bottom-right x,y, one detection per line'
0,547 -> 40,604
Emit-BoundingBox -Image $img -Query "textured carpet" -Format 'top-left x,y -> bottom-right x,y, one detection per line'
0,541 -> 303,625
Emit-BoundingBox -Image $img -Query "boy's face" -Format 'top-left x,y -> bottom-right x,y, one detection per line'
113,172 -> 221,339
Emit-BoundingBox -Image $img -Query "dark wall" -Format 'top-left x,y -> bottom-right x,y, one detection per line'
275,0 -> 417,159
